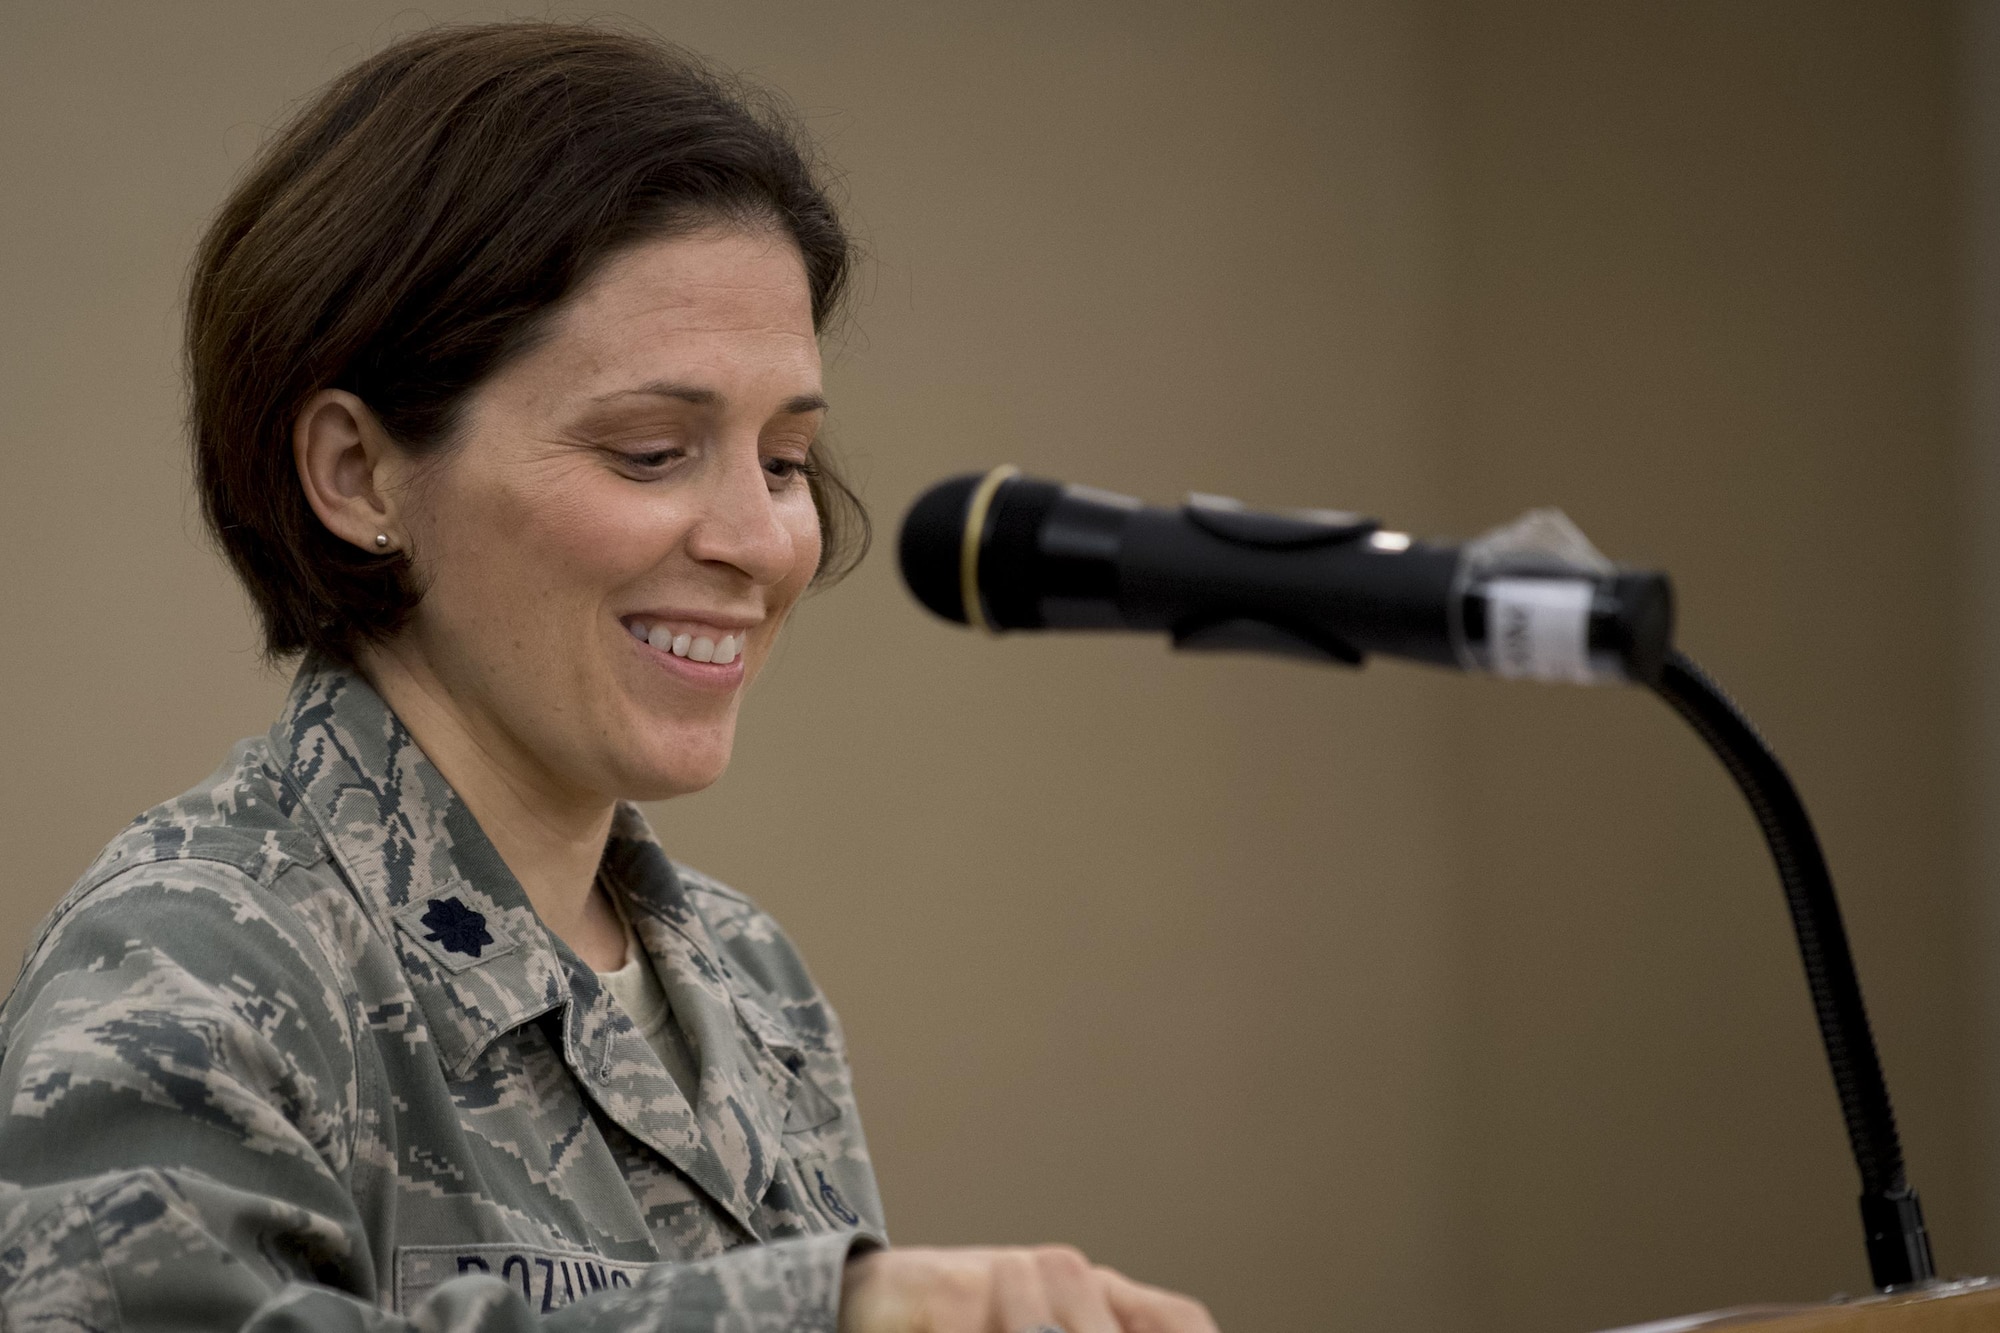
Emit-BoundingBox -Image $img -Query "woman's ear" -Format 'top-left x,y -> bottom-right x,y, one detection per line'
293,390 -> 405,552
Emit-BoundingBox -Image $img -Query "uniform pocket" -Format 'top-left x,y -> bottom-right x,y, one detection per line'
782,1070 -> 843,1134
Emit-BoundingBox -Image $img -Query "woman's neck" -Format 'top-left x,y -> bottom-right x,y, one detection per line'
354,644 -> 630,971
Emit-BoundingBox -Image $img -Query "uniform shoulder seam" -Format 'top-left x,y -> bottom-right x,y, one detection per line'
23,853 -> 281,986
674,865 -> 756,908
22,858 -> 366,1177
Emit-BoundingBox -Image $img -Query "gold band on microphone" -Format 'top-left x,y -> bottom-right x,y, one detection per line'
960,464 -> 1019,634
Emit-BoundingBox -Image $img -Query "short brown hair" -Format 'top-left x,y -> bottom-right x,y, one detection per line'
187,21 -> 868,662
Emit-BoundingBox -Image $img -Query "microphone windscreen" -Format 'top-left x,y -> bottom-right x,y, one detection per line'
898,473 -> 981,624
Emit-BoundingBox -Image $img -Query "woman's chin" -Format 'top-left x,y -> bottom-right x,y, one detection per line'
592,699 -> 740,800
609,738 -> 734,803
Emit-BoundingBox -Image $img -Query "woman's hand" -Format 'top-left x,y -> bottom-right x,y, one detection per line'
839,1245 -> 1219,1333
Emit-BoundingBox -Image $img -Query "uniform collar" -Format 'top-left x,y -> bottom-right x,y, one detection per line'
594,811 -> 840,1225
269,656 -> 809,1237
270,656 -> 568,1081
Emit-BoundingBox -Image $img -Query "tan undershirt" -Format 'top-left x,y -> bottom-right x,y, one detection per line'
595,906 -> 701,1104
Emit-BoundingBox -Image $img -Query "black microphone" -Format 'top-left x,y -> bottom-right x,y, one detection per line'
898,468 -> 1949,1290
898,466 -> 1674,685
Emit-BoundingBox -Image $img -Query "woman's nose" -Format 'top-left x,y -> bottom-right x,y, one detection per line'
682,445 -> 798,585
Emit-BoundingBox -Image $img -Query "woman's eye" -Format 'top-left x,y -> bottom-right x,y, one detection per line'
764,456 -> 819,484
615,446 -> 685,472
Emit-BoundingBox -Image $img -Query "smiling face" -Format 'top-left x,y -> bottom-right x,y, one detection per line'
374,225 -> 826,805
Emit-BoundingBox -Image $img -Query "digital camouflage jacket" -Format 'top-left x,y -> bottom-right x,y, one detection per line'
0,657 -> 884,1330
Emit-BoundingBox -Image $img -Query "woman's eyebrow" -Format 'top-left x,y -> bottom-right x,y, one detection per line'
590,381 -> 719,407
588,381 -> 829,415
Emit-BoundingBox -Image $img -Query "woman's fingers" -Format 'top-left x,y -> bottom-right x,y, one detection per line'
988,1246 -> 1055,1331
837,1245 -> 1217,1333
1098,1265 -> 1220,1333
1029,1245 -> 1122,1333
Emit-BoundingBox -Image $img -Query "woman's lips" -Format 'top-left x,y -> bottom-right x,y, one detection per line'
622,616 -> 748,685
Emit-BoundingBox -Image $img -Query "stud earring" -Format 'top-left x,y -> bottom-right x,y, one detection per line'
374,533 -> 390,549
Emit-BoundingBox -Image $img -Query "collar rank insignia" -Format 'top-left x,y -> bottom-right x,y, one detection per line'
420,896 -> 494,959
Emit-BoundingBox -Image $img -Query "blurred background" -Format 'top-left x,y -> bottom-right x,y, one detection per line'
1,2 -> 1993,1329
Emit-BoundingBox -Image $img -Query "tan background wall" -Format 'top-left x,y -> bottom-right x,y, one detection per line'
1431,7 -> 1970,1327
0,3 -> 1977,1330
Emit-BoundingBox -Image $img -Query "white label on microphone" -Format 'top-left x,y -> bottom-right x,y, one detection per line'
1485,578 -> 1595,683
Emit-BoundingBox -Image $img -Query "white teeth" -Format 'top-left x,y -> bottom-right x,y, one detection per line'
633,620 -> 744,664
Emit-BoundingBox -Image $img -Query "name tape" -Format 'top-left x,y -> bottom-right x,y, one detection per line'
396,1243 -> 650,1313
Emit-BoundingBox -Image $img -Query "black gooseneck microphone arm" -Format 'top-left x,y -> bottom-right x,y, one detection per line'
900,470 -> 1944,1288
897,470 -> 1937,1289
1651,651 -> 1934,1290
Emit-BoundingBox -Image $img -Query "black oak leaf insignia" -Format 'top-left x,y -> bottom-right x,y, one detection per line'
421,896 -> 494,959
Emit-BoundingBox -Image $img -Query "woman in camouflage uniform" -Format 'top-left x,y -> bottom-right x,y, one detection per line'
0,20 -> 1215,1333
